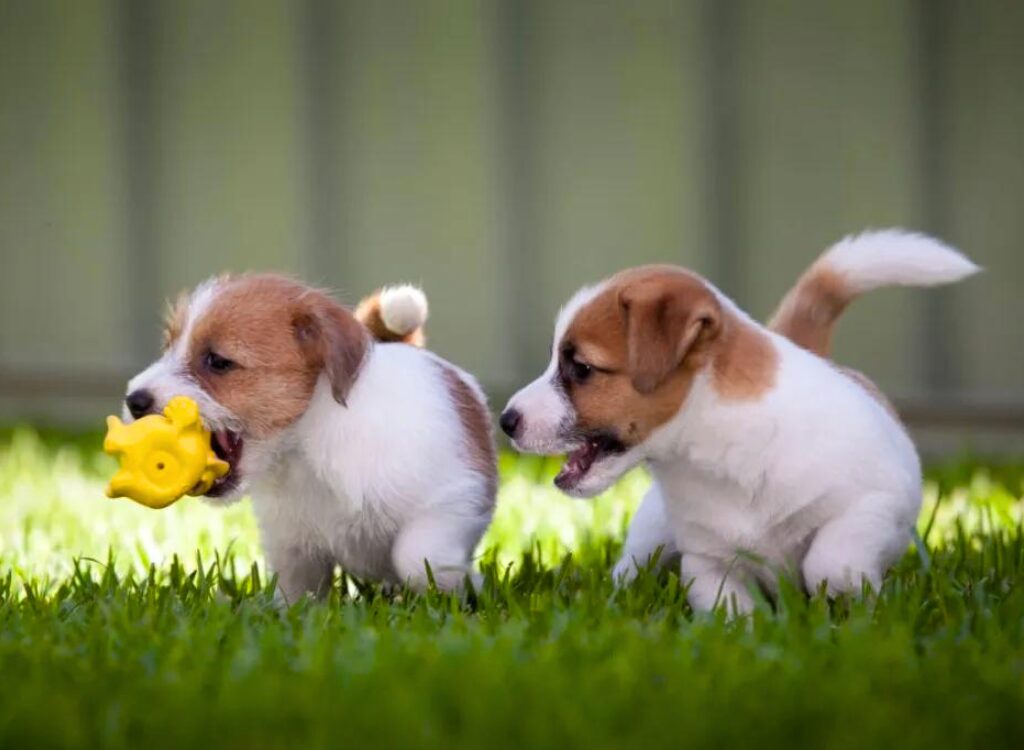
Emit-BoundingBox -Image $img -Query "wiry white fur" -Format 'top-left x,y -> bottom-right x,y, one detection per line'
820,229 -> 980,294
125,278 -> 493,601
379,284 -> 428,336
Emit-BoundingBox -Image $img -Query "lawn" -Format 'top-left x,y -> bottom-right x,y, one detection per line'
1,427 -> 1023,749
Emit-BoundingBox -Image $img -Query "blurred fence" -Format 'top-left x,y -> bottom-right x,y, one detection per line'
1,0 -> 1023,453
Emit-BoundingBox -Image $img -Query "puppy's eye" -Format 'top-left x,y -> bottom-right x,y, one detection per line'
570,360 -> 593,383
204,351 -> 235,374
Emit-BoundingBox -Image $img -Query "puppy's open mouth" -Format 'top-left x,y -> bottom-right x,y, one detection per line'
203,429 -> 244,497
554,433 -> 626,491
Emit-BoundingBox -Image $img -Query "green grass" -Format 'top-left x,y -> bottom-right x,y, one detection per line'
1,428 -> 1023,749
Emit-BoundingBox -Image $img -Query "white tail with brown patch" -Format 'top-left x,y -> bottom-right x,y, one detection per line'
355,284 -> 429,346
380,285 -> 428,335
769,229 -> 980,358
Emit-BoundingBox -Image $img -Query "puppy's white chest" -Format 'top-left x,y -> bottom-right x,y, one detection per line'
251,456 -> 398,577
653,460 -> 818,569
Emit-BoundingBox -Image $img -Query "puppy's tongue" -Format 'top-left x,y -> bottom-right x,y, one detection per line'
212,430 -> 243,466
554,440 -> 600,491
215,430 -> 239,456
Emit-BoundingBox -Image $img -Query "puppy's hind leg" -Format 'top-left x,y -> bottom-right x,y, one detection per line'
392,503 -> 491,592
801,491 -> 914,597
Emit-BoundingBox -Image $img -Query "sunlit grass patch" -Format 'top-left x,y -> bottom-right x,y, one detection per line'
0,428 -> 261,582
3,427 -> 1020,583
0,427 -> 650,583
1,428 -> 1023,749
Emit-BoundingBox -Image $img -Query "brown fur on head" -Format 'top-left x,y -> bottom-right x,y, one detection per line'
130,274 -> 426,502
504,265 -> 780,496
617,268 -> 722,394
560,266 -> 775,450
179,274 -> 369,439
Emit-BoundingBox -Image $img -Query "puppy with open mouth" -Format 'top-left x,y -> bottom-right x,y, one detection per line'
501,230 -> 978,614
124,276 -> 496,601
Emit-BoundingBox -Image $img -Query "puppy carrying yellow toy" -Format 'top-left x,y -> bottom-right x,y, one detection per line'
103,396 -> 228,509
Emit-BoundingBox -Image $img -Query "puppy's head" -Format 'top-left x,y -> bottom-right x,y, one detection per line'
501,266 -> 726,497
124,274 -> 369,502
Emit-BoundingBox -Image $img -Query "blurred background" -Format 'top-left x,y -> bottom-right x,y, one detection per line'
1,0 -> 1023,456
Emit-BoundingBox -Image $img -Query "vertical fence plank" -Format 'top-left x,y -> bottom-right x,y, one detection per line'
528,0 -> 705,332
0,0 -> 130,422
914,0 -> 960,395
494,0 -> 541,383
119,0 -> 162,366
735,0 -> 922,394
339,0 -> 503,383
153,0 -> 308,299
0,0 -> 128,373
301,0 -> 345,285
701,0 -> 741,299
945,1 -> 1024,398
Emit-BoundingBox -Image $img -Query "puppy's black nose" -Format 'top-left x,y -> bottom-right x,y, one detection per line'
499,408 -> 522,439
125,389 -> 155,419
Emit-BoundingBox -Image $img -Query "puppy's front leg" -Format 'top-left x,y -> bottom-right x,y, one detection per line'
681,553 -> 756,616
265,544 -> 334,604
613,484 -> 679,584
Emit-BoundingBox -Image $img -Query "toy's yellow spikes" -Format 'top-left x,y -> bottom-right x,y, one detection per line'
103,395 -> 229,509
164,396 -> 200,428
103,416 -> 134,454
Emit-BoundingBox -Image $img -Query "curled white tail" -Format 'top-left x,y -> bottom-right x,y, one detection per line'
820,229 -> 979,295
379,285 -> 429,336
769,228 -> 980,358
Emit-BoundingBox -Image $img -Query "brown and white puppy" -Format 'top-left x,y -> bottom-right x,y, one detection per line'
125,275 -> 496,600
501,230 -> 978,613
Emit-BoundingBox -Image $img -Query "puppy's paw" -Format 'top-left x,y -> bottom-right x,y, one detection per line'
612,556 -> 641,586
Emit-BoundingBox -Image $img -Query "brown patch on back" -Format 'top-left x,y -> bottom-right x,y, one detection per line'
354,290 -> 426,347
711,316 -> 779,400
187,275 -> 368,438
434,362 -> 497,502
768,264 -> 851,358
770,254 -> 901,424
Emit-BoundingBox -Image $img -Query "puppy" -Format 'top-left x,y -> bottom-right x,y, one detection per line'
124,275 -> 496,601
501,230 -> 978,613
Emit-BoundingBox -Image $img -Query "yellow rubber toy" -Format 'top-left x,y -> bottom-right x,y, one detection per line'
103,395 -> 229,509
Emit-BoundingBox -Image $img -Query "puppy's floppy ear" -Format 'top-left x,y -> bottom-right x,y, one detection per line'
292,293 -> 370,406
618,275 -> 720,394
